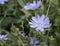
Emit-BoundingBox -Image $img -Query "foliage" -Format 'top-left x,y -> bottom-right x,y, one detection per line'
0,0 -> 60,46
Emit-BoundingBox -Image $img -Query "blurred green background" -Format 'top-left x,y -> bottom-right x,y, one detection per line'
0,0 -> 60,46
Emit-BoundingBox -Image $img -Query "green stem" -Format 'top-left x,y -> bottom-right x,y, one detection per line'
18,37 -> 25,46
46,0 -> 51,16
0,14 -> 6,25
45,0 -> 51,45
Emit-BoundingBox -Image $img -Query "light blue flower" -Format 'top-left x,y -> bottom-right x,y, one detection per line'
33,39 -> 39,46
24,1 -> 41,10
0,34 -> 8,40
28,37 -> 39,46
29,14 -> 50,32
0,0 -> 8,4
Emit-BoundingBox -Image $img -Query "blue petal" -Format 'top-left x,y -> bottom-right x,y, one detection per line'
36,27 -> 44,32
24,1 -> 41,10
32,17 -> 37,22
40,14 -> 45,20
44,17 -> 49,25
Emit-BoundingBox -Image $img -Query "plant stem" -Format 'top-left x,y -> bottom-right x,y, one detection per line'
46,0 -> 51,16
45,0 -> 51,46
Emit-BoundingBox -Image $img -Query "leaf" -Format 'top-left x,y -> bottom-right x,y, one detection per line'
0,17 -> 19,26
17,0 -> 25,7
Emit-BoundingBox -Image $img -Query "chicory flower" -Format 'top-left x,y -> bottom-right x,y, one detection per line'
24,1 -> 41,10
0,34 -> 8,40
0,0 -> 8,4
29,14 -> 50,32
28,37 -> 39,46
